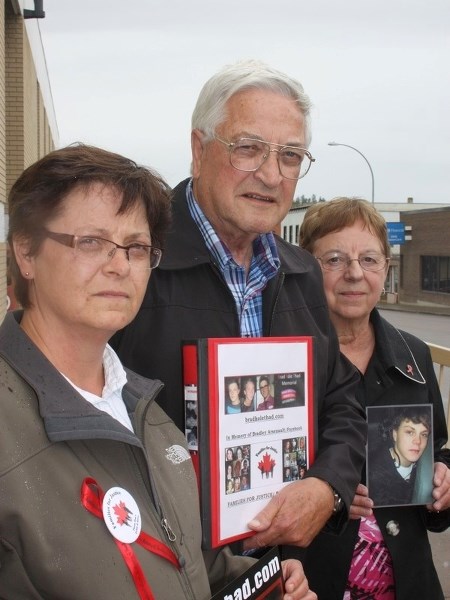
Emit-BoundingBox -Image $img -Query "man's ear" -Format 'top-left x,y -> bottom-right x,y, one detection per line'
191,129 -> 205,179
12,236 -> 35,278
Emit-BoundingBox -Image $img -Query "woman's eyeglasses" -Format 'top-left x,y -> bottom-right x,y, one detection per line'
316,251 -> 389,272
44,231 -> 162,271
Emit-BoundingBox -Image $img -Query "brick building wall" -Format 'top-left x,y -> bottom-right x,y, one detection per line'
0,1 -> 6,319
400,207 -> 450,307
1,0 -> 57,321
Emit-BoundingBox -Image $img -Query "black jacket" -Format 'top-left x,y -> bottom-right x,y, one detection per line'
297,310 -> 450,600
112,178 -> 367,515
369,443 -> 419,506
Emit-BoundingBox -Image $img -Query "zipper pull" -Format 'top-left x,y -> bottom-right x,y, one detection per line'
161,517 -> 176,542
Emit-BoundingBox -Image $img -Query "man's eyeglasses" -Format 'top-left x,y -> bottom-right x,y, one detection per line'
316,251 -> 389,272
214,136 -> 315,180
44,231 -> 162,271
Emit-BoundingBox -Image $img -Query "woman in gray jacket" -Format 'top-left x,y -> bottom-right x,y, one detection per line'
0,144 -> 314,600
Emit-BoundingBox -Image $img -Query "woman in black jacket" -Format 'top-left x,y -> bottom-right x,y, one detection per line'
298,197 -> 450,600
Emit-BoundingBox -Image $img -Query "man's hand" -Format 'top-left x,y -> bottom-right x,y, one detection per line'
281,559 -> 317,600
243,477 -> 335,549
348,483 -> 373,520
427,461 -> 450,512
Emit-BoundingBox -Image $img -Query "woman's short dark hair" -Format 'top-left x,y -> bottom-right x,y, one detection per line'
8,143 -> 171,308
379,406 -> 431,443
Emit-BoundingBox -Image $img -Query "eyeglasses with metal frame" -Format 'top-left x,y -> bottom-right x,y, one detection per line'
44,231 -> 162,270
214,135 -> 315,180
316,251 -> 389,272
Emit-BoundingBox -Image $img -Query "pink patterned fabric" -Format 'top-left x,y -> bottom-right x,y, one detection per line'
344,515 -> 396,599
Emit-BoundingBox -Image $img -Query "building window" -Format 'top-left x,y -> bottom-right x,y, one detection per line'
421,256 -> 450,293
295,225 -> 299,245
283,226 -> 287,241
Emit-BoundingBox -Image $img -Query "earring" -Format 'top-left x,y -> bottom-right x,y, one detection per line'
391,448 -> 400,468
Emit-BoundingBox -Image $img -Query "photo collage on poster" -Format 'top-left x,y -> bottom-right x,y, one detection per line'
184,384 -> 198,450
225,445 -> 251,495
223,372 -> 305,415
282,436 -> 308,482
225,435 -> 308,495
222,372 -> 307,495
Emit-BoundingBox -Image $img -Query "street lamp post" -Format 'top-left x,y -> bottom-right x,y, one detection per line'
328,141 -> 375,204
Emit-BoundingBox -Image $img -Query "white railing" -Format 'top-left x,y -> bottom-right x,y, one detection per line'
428,343 -> 450,449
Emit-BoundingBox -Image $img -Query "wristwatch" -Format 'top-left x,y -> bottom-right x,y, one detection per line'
333,489 -> 344,513
327,483 -> 344,514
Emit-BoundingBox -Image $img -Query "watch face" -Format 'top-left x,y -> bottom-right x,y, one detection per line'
334,492 -> 344,513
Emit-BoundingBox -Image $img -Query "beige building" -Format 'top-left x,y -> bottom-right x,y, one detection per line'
400,207 -> 450,308
1,0 -> 57,320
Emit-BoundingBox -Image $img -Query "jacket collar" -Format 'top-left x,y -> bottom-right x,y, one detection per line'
161,179 -> 211,269
0,312 -> 163,443
161,178 -> 312,276
371,309 -> 426,384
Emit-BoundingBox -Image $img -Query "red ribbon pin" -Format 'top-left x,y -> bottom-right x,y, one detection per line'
81,477 -> 180,600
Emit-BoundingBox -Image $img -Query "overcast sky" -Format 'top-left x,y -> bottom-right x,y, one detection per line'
36,0 -> 449,204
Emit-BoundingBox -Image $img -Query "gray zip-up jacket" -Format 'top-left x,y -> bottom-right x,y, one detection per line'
0,311 -> 251,599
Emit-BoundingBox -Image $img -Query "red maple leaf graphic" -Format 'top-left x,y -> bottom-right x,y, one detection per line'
113,501 -> 132,526
258,452 -> 276,475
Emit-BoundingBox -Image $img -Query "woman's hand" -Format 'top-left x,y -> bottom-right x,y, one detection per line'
281,559 -> 317,600
427,461 -> 450,512
348,483 -> 374,520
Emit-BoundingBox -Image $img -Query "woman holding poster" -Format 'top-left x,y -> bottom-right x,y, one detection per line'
298,197 -> 450,600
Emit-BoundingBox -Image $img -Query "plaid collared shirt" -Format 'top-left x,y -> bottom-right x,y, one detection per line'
186,180 -> 280,337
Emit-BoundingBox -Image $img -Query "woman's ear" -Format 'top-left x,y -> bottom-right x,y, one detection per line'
392,429 -> 397,443
12,236 -> 35,278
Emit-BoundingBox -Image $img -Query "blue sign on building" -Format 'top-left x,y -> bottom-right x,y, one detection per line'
387,222 -> 405,245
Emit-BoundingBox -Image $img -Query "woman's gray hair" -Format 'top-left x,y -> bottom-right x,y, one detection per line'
191,59 -> 313,147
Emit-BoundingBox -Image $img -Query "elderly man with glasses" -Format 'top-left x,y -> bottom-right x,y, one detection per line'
112,59 -> 366,552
